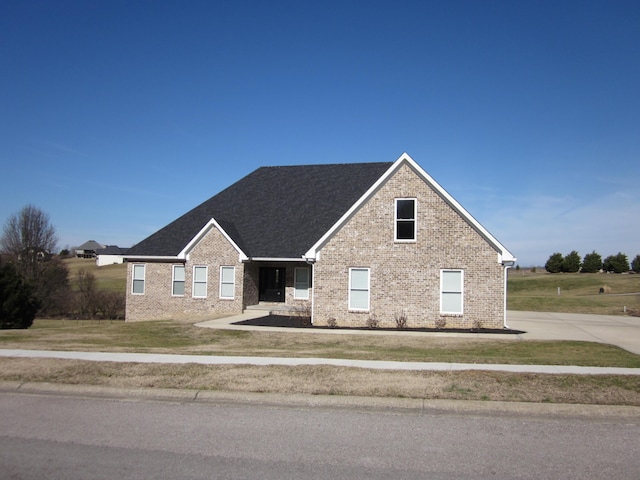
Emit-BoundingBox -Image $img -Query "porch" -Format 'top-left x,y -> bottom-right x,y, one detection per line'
242,261 -> 312,316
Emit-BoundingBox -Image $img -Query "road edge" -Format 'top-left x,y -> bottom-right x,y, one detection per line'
2,380 -> 639,419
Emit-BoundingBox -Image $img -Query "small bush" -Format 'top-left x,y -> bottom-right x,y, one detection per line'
394,310 -> 408,329
326,317 -> 337,328
95,290 -> 125,320
75,269 -> 125,319
435,317 -> 446,329
365,313 -> 379,329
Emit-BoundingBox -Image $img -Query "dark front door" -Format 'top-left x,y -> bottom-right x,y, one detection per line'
259,267 -> 285,302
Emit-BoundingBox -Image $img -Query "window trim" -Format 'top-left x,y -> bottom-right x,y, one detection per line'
349,267 -> 370,311
132,264 -> 145,295
219,266 -> 235,300
440,269 -> 464,315
192,265 -> 208,298
172,264 -> 185,296
394,198 -> 417,242
294,267 -> 310,299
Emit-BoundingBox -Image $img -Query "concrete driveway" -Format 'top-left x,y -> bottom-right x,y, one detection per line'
507,311 -> 640,355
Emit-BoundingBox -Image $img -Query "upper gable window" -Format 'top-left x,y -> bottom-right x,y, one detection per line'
395,198 -> 416,241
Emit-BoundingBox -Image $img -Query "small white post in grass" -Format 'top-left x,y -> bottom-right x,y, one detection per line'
624,306 -> 627,313
558,287 -> 561,296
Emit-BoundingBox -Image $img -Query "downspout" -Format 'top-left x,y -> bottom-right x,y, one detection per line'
503,261 -> 514,329
305,257 -> 316,325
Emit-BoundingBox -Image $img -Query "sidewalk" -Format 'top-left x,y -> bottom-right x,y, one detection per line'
1,349 -> 638,375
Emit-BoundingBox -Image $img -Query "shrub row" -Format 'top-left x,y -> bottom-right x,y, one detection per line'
544,251 -> 640,274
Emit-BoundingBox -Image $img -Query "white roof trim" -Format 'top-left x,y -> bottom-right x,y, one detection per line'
305,152 -> 516,264
123,255 -> 184,262
179,218 -> 249,262
249,257 -> 309,262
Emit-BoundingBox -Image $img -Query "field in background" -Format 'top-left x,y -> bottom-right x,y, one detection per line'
508,270 -> 640,316
64,257 -> 126,292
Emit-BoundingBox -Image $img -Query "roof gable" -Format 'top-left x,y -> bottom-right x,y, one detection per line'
77,240 -> 105,250
305,153 -> 516,264
126,161 -> 392,259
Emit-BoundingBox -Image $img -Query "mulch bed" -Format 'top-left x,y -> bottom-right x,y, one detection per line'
233,315 -> 525,334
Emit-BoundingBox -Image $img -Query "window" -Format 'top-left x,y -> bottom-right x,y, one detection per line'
349,268 -> 370,310
294,267 -> 310,299
395,198 -> 416,241
172,265 -> 185,296
220,266 -> 235,299
132,264 -> 145,294
193,266 -> 208,298
441,269 -> 463,314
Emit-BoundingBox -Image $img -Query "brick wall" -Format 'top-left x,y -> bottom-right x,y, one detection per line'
312,163 -> 506,329
125,225 -> 245,322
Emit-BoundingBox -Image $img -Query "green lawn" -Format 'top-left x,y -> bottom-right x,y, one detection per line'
64,257 -> 127,292
508,271 -> 640,315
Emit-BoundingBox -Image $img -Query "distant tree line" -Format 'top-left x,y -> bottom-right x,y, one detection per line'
0,205 -> 124,329
544,250 -> 640,274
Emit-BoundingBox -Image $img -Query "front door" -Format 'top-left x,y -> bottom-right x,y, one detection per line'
259,267 -> 285,302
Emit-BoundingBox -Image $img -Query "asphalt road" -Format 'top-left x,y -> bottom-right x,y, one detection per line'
1,391 -> 639,479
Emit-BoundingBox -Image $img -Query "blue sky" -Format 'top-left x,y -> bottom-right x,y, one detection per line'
1,0 -> 638,267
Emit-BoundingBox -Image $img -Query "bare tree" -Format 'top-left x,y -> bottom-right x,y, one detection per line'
1,204 -> 59,280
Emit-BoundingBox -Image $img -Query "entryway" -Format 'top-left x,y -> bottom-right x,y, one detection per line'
259,267 -> 285,302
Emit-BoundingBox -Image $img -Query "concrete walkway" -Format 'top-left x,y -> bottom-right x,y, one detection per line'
1,348 -> 639,375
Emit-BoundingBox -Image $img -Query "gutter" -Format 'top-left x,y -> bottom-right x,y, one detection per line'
122,255 -> 185,262
247,257 -> 309,263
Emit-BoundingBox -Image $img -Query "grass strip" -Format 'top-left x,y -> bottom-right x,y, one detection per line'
2,358 -> 639,406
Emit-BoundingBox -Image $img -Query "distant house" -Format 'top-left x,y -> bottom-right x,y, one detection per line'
124,153 -> 516,329
75,240 -> 105,258
96,245 -> 129,266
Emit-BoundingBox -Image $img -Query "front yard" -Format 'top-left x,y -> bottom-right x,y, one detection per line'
1,319 -> 640,406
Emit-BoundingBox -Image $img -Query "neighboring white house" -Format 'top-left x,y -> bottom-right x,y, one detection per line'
96,245 -> 129,266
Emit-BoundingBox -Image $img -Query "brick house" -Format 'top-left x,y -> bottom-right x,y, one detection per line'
124,153 -> 516,329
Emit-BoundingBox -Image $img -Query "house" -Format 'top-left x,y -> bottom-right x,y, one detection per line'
75,240 -> 105,258
95,245 -> 129,266
124,153 -> 516,329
